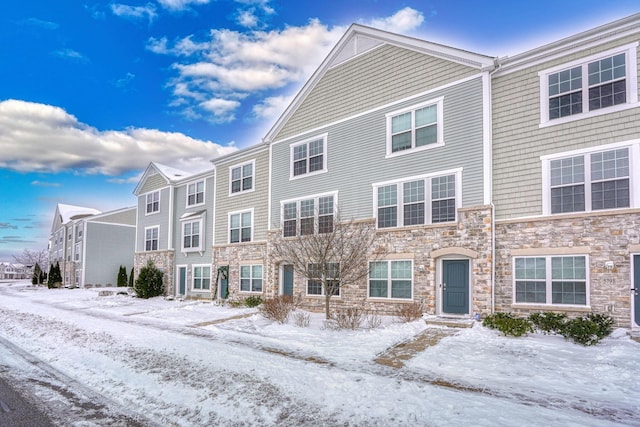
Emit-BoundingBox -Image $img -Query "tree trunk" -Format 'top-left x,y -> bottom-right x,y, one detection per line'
325,293 -> 331,319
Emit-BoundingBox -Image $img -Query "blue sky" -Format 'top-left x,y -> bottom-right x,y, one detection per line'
0,0 -> 638,260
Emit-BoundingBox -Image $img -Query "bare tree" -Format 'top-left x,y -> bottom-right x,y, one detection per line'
13,248 -> 49,268
271,212 -> 385,319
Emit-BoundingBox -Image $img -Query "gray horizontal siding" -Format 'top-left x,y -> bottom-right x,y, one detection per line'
173,175 -> 214,265
85,222 -> 135,286
139,173 -> 167,194
270,76 -> 486,224
136,186 -> 171,252
492,35 -> 640,220
92,208 -> 136,226
276,44 -> 479,141
214,148 -> 270,244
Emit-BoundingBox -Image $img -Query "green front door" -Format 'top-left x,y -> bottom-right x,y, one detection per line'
442,259 -> 470,314
178,267 -> 186,296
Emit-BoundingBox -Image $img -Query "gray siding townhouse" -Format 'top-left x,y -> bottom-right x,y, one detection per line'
133,162 -> 216,298
492,14 -> 640,328
49,203 -> 135,287
211,144 -> 270,300
263,24 -> 496,317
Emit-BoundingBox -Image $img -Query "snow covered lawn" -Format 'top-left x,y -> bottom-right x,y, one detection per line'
0,280 -> 638,426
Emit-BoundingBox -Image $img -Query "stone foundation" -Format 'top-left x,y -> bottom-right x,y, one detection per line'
134,251 -> 175,295
212,242 -> 267,300
495,210 -> 640,327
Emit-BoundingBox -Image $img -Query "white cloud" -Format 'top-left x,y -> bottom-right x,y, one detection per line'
147,7 -> 424,123
110,3 -> 157,23
362,7 -> 424,33
199,98 -> 241,122
0,100 -> 236,176
51,49 -> 88,62
252,95 -> 292,120
156,0 -> 210,11
237,9 -> 258,28
31,181 -> 61,188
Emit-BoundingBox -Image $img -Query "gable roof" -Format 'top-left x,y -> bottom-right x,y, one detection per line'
52,203 -> 101,232
133,162 -> 192,195
263,24 -> 495,143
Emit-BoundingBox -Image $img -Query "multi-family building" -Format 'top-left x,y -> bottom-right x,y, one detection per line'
49,203 -> 136,287
133,162 -> 216,298
0,262 -> 29,280
492,14 -> 640,328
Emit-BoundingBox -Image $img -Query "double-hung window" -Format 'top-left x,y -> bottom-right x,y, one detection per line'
193,265 -> 211,290
375,172 -> 458,228
182,220 -> 201,251
229,210 -> 252,243
240,265 -> 263,292
230,161 -> 254,194
146,191 -> 160,214
145,226 -> 159,251
546,147 -> 630,214
187,180 -> 204,206
307,263 -> 340,296
386,98 -> 443,156
514,255 -> 588,305
369,260 -> 413,299
540,44 -> 638,124
74,242 -> 81,262
290,135 -> 327,178
282,194 -> 335,237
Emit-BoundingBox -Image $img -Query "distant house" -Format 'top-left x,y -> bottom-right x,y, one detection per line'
0,262 -> 29,280
133,163 -> 215,298
49,203 -> 136,287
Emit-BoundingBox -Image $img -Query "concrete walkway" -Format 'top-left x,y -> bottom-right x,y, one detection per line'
374,327 -> 460,368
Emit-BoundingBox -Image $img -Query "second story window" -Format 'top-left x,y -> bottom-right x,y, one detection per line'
230,161 -> 254,194
290,135 -> 327,179
386,98 -> 444,156
145,226 -> 159,251
282,194 -> 334,237
540,44 -> 638,124
546,147 -> 630,214
187,181 -> 204,206
182,220 -> 202,251
229,211 -> 252,243
146,191 -> 160,214
375,172 -> 458,228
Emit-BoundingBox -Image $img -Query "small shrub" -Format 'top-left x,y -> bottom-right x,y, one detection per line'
529,312 -> 568,334
260,295 -> 294,324
395,302 -> 424,323
331,307 -> 363,330
244,295 -> 263,308
483,312 -> 533,337
117,265 -> 128,287
562,314 -> 614,346
293,311 -> 311,328
134,261 -> 164,299
364,312 -> 382,329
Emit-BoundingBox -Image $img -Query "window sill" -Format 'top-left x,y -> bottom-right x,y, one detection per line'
185,202 -> 206,208
289,169 -> 328,181
229,188 -> 255,197
539,102 -> 639,128
367,297 -> 414,302
385,142 -> 445,159
510,303 -> 591,312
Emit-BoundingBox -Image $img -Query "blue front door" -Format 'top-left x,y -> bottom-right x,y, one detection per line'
442,259 -> 470,314
634,255 -> 640,328
282,264 -> 294,296
178,267 -> 186,295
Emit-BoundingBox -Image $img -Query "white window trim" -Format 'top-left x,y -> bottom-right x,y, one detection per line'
280,191 -> 338,236
385,97 -> 444,158
538,43 -> 639,127
239,264 -> 263,293
229,159 -> 256,196
228,208 -> 254,244
305,263 -> 341,297
144,225 -> 160,252
512,255 -> 590,307
145,191 -> 161,216
541,140 -> 638,215
180,217 -> 204,253
372,168 -> 462,228
367,259 -> 414,300
185,179 -> 206,208
289,133 -> 328,181
192,264 -> 211,291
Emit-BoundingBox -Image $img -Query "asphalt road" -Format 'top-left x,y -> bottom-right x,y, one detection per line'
0,373 -> 55,427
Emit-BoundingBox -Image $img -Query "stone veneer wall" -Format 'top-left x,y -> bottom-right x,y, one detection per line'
264,206 -> 493,316
134,251 -> 175,295
212,242 -> 267,300
495,210 -> 640,327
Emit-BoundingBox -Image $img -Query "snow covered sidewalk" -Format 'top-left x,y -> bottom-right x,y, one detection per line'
0,281 -> 638,426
